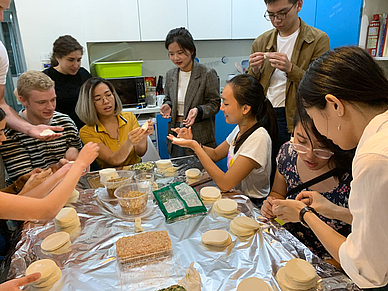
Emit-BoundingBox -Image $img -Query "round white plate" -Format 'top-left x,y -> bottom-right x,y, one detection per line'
113,201 -> 156,221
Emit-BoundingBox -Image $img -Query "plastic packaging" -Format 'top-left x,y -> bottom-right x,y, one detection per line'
153,182 -> 207,222
366,14 -> 381,57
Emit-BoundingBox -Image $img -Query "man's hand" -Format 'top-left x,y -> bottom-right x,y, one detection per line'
27,124 -> 64,141
266,52 -> 293,73
183,108 -> 198,127
160,104 -> 172,119
0,273 -> 41,291
248,52 -> 266,74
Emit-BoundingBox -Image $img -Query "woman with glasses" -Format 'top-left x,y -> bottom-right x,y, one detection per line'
76,77 -> 153,169
261,107 -> 354,262
272,46 -> 388,290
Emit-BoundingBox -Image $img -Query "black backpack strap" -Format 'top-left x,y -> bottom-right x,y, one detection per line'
286,168 -> 338,197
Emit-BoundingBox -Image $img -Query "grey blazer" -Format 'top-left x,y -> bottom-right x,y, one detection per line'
163,61 -> 220,155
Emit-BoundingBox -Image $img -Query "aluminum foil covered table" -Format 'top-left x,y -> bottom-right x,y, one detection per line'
7,156 -> 360,290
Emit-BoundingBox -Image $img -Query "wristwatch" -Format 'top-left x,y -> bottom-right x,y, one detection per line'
299,206 -> 318,228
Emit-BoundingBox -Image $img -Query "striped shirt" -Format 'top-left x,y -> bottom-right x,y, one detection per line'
0,111 -> 82,183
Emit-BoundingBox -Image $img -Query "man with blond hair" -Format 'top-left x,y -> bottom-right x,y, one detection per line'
0,71 -> 82,183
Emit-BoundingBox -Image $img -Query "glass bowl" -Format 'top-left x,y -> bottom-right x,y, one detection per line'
114,183 -> 149,215
100,170 -> 134,198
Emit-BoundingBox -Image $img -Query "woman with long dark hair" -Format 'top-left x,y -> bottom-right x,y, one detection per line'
272,46 -> 388,290
169,74 -> 277,199
262,108 -> 354,264
43,35 -> 92,129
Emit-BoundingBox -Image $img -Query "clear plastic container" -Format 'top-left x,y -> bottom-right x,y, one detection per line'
100,170 -> 134,198
114,183 -> 149,215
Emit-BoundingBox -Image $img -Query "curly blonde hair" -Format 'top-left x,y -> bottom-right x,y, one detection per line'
17,70 -> 55,99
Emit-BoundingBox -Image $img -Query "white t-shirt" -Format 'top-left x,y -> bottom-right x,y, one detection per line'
226,126 -> 271,198
177,70 -> 191,116
338,109 -> 388,288
0,41 -> 9,85
267,28 -> 300,108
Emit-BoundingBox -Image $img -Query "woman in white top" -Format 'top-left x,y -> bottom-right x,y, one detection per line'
160,27 -> 220,158
272,46 -> 388,290
169,74 -> 278,199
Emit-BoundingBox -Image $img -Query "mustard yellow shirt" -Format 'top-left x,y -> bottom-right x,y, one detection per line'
79,112 -> 141,168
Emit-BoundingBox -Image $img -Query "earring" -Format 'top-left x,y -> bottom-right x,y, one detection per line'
338,110 -> 342,115
338,124 -> 341,131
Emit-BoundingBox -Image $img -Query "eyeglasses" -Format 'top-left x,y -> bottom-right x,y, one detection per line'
93,92 -> 114,106
290,142 -> 334,159
264,1 -> 297,21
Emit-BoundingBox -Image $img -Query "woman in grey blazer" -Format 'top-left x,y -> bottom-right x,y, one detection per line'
160,27 -> 220,157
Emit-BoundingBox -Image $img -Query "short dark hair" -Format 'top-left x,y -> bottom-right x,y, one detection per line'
298,46 -> 388,111
165,27 -> 196,60
50,35 -> 83,67
0,107 -> 6,122
264,0 -> 298,5
293,107 -> 355,181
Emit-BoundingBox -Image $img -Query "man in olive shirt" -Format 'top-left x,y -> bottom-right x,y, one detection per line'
247,0 -> 330,151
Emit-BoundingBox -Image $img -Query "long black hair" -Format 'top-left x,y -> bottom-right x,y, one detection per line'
294,107 -> 354,181
298,46 -> 388,111
165,27 -> 196,60
227,74 -> 278,155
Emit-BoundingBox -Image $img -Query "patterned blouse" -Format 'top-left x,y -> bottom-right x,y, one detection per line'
278,142 -> 352,259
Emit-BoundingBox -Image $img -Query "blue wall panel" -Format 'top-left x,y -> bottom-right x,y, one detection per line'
299,0 -> 317,27
315,0 -> 363,48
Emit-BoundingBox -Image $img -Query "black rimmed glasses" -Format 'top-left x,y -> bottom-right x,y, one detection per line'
264,1 -> 298,21
290,142 -> 334,159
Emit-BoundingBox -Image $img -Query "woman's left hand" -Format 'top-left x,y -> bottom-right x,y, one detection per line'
272,199 -> 306,223
167,134 -> 197,149
171,127 -> 193,140
183,108 -> 198,127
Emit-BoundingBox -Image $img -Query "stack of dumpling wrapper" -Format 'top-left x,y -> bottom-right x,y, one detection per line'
213,198 -> 238,218
201,229 -> 232,247
65,189 -> 79,206
276,258 -> 319,290
237,277 -> 273,291
26,259 -> 62,291
200,186 -> 221,203
54,207 -> 80,234
41,231 -> 71,254
230,216 -> 261,237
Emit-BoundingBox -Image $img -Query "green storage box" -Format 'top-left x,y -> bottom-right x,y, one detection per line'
94,60 -> 143,78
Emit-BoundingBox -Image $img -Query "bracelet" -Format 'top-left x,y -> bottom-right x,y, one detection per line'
299,206 -> 318,228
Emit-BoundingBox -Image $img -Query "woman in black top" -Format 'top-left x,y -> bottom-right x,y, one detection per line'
43,35 -> 91,129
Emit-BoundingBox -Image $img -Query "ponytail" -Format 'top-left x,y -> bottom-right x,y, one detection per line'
227,75 -> 278,154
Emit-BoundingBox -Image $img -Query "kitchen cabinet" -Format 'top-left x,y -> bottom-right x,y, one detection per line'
81,0 -> 140,42
188,0 -> 232,40
138,0 -> 188,41
231,0 -> 272,39
315,0 -> 362,49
